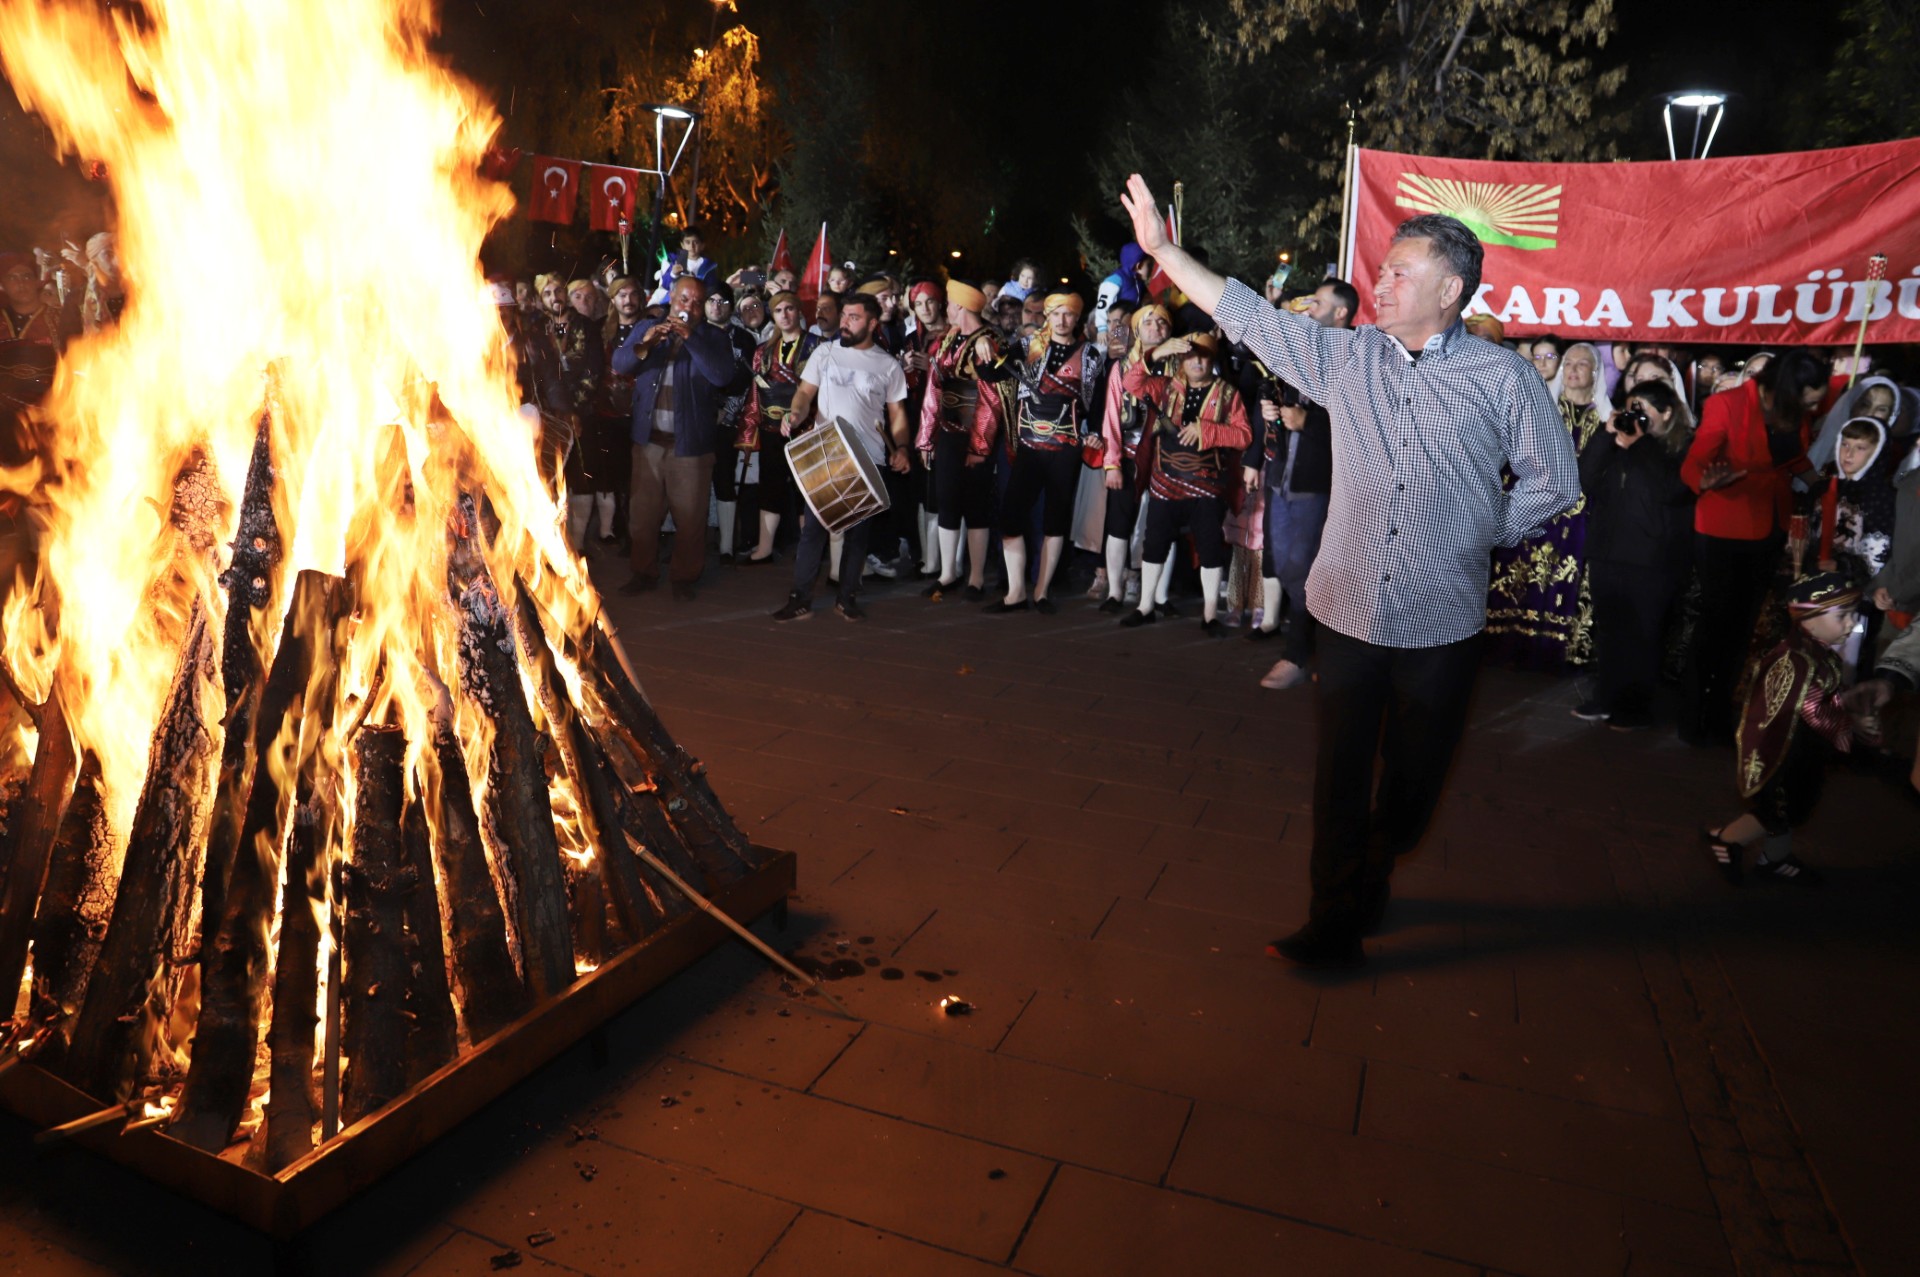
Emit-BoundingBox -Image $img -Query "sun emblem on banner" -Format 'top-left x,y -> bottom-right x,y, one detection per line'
1395,175 -> 1562,250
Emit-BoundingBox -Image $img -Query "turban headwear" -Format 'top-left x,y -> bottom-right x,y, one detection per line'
946,280 -> 986,314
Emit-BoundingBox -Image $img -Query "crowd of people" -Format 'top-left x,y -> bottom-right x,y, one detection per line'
5,207 -> 1913,938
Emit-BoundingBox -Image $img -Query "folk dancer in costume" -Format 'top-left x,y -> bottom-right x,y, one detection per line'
0,251 -> 68,463
737,292 -> 822,566
902,280 -> 948,579
1240,280 -> 1354,689
1119,332 -> 1253,634
540,276 -> 604,540
916,280 -> 1010,602
1704,572 -> 1872,887
704,283 -> 758,564
1483,336 -> 1612,669
984,292 -> 1104,614
1093,302 -> 1174,611
583,276 -> 645,555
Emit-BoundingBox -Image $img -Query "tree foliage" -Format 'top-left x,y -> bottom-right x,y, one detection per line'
1788,0 -> 1920,149
1074,5 -> 1309,284
1218,0 -> 1627,258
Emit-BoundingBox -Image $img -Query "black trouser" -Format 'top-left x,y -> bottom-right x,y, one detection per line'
932,430 -> 993,531
878,451 -> 923,563
997,444 -> 1080,538
1750,728 -> 1828,836
1309,626 -> 1483,930
793,508 -> 871,607
1144,493 -> 1227,568
1684,532 -> 1781,741
1590,559 -> 1679,717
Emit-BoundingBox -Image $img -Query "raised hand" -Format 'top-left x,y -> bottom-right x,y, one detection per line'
1121,175 -> 1170,255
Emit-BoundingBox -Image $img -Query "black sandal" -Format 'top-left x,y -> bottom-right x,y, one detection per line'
1702,828 -> 1744,886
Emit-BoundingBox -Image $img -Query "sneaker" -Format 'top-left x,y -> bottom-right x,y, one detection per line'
1259,659 -> 1308,690
865,553 -> 898,580
1755,854 -> 1823,886
1702,828 -> 1743,886
835,598 -> 866,622
1086,569 -> 1108,600
771,594 -> 812,621
1571,700 -> 1610,722
1122,571 -> 1141,605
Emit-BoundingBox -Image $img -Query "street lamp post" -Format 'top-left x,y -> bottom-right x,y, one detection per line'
639,103 -> 699,295
1662,91 -> 1728,161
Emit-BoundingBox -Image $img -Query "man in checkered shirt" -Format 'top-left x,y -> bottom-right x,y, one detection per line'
1121,175 -> 1580,967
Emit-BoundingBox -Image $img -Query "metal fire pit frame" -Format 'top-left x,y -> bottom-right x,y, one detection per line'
0,846 -> 795,1238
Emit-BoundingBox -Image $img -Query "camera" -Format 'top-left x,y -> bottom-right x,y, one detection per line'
1616,408 -> 1649,434
739,267 -> 767,287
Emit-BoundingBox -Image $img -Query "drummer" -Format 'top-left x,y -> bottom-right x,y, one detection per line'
770,293 -> 912,622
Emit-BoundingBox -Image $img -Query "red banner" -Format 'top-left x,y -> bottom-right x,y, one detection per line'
1344,139 -> 1920,345
526,156 -> 580,225
585,165 -> 641,233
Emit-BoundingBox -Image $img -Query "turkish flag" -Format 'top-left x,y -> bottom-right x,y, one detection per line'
480,145 -> 522,181
797,222 -> 830,307
770,228 -> 793,275
527,157 -> 580,225
586,165 -> 642,233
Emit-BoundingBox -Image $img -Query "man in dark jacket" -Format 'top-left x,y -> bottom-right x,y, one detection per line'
1241,279 -> 1355,688
612,275 -> 736,600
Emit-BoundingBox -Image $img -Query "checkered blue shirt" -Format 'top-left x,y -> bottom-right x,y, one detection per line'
1215,279 -> 1579,648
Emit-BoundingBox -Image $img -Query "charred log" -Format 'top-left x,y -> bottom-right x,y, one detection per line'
196,415 -> 284,973
452,572 -> 574,1001
262,761 -> 334,1172
173,570 -> 342,1153
26,754 -> 112,1045
341,723 -> 410,1126
0,697 -> 77,1023
512,587 -> 666,945
62,606 -> 215,1102
423,721 -> 527,1043
399,794 -> 457,1086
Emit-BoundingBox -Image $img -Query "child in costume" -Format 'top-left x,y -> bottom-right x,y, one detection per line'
1704,572 -> 1872,886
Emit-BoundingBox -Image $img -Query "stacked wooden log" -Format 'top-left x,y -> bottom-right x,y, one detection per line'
0,420 -> 766,1171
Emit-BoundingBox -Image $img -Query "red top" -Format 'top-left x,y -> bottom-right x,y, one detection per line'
1681,379 -> 1818,541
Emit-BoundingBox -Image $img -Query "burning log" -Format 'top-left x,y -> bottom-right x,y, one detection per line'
0,694 -> 78,1023
25,754 -> 113,1045
196,415 -> 284,975
341,722 -> 409,1125
172,570 -> 343,1153
61,606 -> 215,1102
512,588 -> 669,943
422,711 -> 527,1043
399,794 -> 457,1086
451,541 -> 574,1000
262,765 -> 332,1171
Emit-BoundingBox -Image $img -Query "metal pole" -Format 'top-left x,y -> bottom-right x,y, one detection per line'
688,4 -> 723,229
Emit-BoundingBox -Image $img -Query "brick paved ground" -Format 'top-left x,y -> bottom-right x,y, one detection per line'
1,553 -> 1914,1276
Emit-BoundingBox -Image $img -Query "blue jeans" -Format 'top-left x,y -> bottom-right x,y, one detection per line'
1263,485 -> 1329,664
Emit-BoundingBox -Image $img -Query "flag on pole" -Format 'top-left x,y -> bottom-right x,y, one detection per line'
797,222 -> 830,317
526,156 -> 580,224
770,228 -> 794,276
585,165 -> 641,233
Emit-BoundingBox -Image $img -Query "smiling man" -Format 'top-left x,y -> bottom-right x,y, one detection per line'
1120,174 -> 1580,967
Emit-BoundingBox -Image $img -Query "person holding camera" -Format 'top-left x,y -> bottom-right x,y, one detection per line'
1575,379 -> 1696,730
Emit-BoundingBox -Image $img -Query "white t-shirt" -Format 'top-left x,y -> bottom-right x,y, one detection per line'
801,341 -> 908,466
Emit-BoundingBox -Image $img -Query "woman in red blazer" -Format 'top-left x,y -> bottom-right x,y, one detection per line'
1678,350 -> 1833,744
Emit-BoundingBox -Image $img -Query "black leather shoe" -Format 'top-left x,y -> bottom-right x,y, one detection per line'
1119,609 -> 1155,628
1097,596 -> 1125,614
1034,597 -> 1057,615
1264,924 -> 1365,967
984,599 -> 1030,614
962,584 -> 986,602
1245,626 -> 1279,642
1200,618 -> 1227,637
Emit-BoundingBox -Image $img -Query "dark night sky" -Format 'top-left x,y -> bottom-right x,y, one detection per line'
0,0 -> 1863,261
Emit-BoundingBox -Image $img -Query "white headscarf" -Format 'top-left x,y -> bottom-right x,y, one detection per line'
1549,342 -> 1613,419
